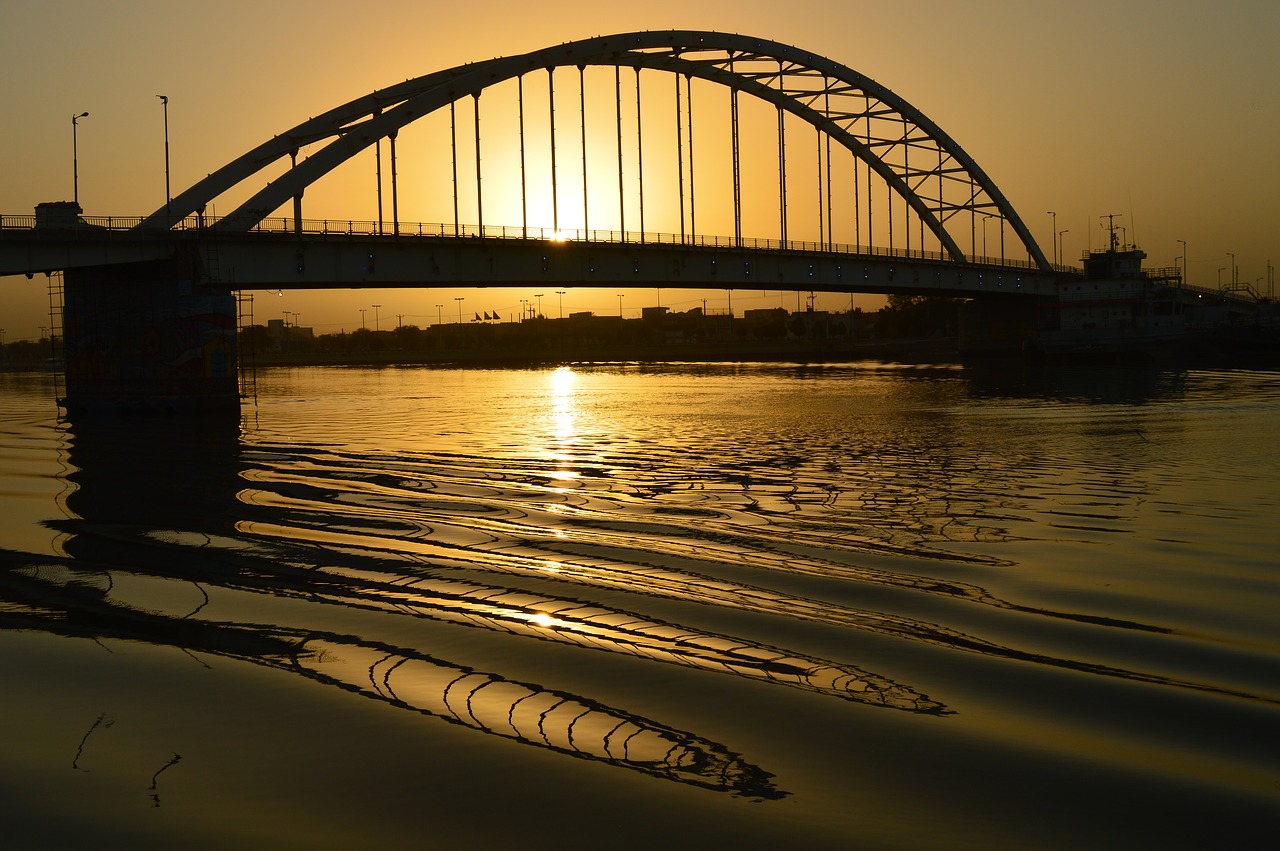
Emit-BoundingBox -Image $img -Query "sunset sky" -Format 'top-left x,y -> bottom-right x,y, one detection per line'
3,0 -> 1277,340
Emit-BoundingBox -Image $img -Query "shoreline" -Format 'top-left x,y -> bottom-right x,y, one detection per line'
244,337 -> 961,369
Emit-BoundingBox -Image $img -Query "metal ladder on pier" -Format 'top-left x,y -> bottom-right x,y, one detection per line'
46,271 -> 65,404
236,290 -> 258,404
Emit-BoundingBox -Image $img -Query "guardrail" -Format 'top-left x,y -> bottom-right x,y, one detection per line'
1,212 -> 1056,272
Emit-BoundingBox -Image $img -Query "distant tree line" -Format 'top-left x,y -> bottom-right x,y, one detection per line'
1,297 -> 960,369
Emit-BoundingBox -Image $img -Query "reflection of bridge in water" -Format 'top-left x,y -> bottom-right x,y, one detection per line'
0,31 -> 1078,412
0,556 -> 784,798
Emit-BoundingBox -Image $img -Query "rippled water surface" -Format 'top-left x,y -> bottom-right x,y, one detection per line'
3,361 -> 1279,849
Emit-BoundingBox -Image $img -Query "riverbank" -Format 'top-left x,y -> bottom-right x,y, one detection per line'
246,336 -> 961,368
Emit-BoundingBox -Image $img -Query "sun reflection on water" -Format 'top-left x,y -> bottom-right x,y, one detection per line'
550,366 -> 577,445
548,366 -> 579,488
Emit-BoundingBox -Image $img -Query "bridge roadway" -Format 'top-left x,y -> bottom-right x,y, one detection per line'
0,216 -> 1065,299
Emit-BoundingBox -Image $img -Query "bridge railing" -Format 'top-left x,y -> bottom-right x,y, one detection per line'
1,212 -> 1055,272
0,214 -> 148,231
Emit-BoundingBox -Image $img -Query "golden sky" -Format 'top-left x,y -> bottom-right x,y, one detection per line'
2,0 -> 1277,339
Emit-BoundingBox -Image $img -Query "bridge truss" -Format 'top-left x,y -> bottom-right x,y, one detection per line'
139,31 -> 1052,273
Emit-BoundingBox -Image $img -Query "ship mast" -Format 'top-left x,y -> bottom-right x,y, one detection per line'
1101,213 -> 1122,251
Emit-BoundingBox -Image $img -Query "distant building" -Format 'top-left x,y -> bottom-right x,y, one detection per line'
266,318 -> 314,351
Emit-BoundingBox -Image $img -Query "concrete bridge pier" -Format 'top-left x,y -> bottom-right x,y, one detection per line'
61,254 -> 240,415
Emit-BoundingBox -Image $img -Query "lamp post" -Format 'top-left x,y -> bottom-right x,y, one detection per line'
435,303 -> 443,326
617,293 -> 624,317
981,214 -> 994,258
1047,211 -> 1057,266
1058,230 -> 1069,267
455,296 -> 464,324
534,293 -> 543,318
372,304 -> 381,332
555,290 -> 565,320
359,308 -> 367,331
72,112 -> 89,207
1177,239 -> 1187,288
157,95 -> 170,218
1227,253 -> 1236,287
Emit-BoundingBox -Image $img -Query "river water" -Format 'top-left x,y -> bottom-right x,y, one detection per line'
2,360 -> 1278,849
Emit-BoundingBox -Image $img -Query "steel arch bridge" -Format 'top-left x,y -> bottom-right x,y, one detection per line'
139,30 -> 1052,273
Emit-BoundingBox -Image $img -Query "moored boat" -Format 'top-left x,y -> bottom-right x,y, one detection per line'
1031,222 -> 1216,357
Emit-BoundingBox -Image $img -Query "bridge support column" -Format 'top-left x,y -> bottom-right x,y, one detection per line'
61,256 -> 240,415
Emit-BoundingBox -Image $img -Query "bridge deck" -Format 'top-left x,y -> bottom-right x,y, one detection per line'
2,214 -> 1068,298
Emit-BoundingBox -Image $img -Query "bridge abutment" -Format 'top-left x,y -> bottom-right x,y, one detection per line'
61,256 -> 240,415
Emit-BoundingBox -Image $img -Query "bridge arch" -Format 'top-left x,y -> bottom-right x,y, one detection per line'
140,31 -> 1050,272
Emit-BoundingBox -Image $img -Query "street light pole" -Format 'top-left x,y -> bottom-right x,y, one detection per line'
1058,230 -> 1069,267
157,95 -> 170,219
1047,211 -> 1057,266
72,112 -> 89,207
360,308 -> 367,330
556,290 -> 565,319
455,297 -> 464,324
436,304 -> 443,326
1177,239 -> 1187,288
534,293 -> 543,318
372,304 -> 381,332
617,293 -> 624,317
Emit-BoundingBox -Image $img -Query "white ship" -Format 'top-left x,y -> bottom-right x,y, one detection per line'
1032,222 -> 1202,357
